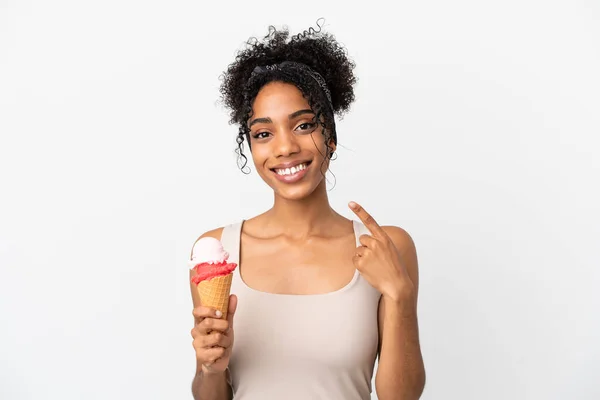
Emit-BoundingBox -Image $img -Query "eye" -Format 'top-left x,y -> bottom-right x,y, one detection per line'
296,122 -> 317,131
252,131 -> 271,139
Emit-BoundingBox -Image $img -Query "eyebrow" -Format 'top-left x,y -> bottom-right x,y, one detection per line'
248,109 -> 314,129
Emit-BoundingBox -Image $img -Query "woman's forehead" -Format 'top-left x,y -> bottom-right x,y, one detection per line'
252,82 -> 311,115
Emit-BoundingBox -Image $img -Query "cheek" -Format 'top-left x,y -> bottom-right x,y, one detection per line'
319,157 -> 332,175
249,146 -> 274,178
249,143 -> 266,163
305,132 -> 329,156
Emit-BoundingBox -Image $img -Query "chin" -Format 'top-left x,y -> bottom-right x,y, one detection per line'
262,173 -> 323,201
273,184 -> 319,201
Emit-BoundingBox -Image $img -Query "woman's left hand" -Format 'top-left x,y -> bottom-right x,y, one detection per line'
349,201 -> 416,304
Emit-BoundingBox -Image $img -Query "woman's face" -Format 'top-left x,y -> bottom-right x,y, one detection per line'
247,81 -> 335,201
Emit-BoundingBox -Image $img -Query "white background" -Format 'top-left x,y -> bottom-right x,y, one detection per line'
1,1 -> 599,399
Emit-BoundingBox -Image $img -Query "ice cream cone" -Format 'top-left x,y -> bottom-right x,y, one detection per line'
197,272 -> 233,319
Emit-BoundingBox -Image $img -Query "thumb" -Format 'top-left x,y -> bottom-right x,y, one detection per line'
227,294 -> 238,328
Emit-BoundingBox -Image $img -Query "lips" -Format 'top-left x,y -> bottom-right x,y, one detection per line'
269,160 -> 312,170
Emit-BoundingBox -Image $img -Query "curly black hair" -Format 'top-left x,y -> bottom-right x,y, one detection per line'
218,18 -> 357,173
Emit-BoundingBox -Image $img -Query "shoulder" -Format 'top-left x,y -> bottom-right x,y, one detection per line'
381,225 -> 419,289
196,227 -> 225,241
381,225 -> 416,256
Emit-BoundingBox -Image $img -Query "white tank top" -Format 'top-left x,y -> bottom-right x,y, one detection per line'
220,220 -> 382,400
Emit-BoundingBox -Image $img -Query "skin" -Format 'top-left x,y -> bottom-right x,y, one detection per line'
190,81 -> 426,400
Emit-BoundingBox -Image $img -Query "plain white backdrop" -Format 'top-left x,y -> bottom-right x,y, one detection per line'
1,1 -> 599,399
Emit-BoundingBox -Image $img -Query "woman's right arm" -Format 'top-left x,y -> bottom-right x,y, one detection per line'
191,304 -> 235,400
189,228 -> 234,400
191,362 -> 231,400
190,306 -> 233,400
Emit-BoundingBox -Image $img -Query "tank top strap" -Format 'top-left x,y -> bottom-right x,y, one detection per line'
352,219 -> 371,244
217,221 -> 243,387
352,220 -> 383,299
220,221 -> 243,263
220,221 -> 246,299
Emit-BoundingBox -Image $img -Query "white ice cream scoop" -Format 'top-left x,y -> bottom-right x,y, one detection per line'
188,236 -> 230,269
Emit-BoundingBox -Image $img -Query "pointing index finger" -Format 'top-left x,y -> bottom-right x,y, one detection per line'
348,201 -> 386,238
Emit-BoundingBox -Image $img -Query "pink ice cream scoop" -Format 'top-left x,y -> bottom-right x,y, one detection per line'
189,237 -> 237,284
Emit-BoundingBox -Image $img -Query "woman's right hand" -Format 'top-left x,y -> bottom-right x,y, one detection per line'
191,294 -> 238,374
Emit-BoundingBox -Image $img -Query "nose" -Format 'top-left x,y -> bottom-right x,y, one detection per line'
274,130 -> 301,157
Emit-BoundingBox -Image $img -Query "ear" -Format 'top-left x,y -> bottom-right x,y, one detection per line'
319,124 -> 336,158
328,138 -> 337,158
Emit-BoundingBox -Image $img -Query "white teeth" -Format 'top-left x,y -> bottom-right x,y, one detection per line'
275,163 -> 307,176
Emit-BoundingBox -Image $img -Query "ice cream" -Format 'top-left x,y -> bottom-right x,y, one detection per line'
189,237 -> 237,319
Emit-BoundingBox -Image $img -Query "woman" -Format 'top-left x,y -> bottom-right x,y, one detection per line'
189,21 -> 425,400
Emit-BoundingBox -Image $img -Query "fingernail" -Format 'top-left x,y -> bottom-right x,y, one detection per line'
215,310 -> 222,318
349,201 -> 357,209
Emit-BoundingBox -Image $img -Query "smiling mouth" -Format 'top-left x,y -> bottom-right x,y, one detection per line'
270,161 -> 312,176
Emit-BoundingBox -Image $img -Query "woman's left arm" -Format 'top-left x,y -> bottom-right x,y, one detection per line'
348,202 -> 426,400
375,226 -> 425,400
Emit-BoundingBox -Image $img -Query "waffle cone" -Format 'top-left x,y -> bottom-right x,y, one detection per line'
197,273 -> 233,319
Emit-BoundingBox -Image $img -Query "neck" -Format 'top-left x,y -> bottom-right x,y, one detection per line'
265,181 -> 338,237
